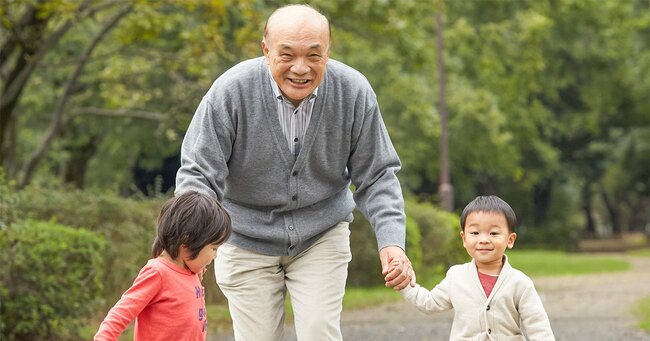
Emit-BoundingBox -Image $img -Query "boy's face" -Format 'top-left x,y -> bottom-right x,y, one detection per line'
460,211 -> 517,273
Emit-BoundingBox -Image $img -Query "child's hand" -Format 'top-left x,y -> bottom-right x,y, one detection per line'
385,257 -> 416,290
385,258 -> 404,281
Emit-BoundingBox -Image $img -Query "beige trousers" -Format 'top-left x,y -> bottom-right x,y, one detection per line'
215,222 -> 352,341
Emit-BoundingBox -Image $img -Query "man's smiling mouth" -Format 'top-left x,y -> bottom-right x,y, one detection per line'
289,78 -> 309,84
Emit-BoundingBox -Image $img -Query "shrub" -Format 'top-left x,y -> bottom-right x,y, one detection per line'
404,198 -> 467,284
0,220 -> 106,340
13,185 -> 162,308
347,199 -> 456,287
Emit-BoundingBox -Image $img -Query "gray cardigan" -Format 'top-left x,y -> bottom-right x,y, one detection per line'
175,57 -> 405,256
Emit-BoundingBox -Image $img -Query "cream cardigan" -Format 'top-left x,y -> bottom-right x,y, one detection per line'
401,255 -> 555,340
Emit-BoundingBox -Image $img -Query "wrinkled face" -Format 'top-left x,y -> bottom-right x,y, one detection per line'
460,211 -> 516,272
183,243 -> 219,274
262,15 -> 329,106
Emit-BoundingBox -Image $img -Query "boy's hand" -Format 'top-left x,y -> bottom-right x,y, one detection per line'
380,246 -> 415,290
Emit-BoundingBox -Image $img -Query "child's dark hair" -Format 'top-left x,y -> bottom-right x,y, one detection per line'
152,191 -> 232,259
460,195 -> 517,233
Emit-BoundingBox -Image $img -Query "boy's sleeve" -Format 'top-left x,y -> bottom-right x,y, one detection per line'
400,275 -> 453,314
94,265 -> 162,341
518,282 -> 555,340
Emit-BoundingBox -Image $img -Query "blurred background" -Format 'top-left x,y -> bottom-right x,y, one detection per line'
1,0 -> 648,340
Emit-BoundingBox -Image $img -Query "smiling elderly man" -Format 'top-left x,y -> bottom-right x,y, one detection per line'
175,4 -> 413,340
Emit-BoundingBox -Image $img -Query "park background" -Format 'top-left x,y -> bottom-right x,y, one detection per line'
0,0 -> 648,340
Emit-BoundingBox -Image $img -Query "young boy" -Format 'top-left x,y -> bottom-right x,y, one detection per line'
393,195 -> 555,340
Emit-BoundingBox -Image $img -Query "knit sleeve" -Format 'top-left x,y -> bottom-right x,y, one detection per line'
348,100 -> 405,251
518,281 -> 555,340
175,98 -> 234,200
94,264 -> 162,341
400,276 -> 453,314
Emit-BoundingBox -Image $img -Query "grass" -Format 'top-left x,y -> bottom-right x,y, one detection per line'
506,250 -> 631,276
635,295 -> 650,332
628,248 -> 650,257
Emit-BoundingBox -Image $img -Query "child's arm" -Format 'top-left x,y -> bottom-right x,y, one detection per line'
94,265 -> 161,341
391,258 -> 453,314
518,283 -> 555,340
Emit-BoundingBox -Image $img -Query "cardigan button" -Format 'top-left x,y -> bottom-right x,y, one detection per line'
488,329 -> 492,334
486,305 -> 490,311
292,195 -> 298,201
292,171 -> 298,176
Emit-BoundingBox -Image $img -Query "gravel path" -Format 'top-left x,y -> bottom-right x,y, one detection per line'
210,254 -> 650,340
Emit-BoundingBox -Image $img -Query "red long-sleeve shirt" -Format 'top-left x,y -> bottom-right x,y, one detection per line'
94,257 -> 207,341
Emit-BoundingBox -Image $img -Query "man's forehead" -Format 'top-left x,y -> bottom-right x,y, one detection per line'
277,43 -> 326,50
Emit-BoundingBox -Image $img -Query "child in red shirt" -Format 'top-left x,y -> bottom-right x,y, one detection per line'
94,191 -> 232,341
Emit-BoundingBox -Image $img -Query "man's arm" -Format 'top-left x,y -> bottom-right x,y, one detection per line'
175,98 -> 233,198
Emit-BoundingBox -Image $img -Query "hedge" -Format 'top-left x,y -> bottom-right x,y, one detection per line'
0,220 -> 106,340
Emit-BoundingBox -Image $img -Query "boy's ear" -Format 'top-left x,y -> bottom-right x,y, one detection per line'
507,232 -> 517,249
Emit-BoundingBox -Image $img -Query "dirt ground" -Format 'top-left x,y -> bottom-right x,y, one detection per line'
210,254 -> 650,340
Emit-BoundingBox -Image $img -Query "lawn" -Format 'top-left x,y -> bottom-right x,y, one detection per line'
506,250 -> 631,276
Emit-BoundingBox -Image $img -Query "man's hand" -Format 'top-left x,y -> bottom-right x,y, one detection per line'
380,246 -> 415,290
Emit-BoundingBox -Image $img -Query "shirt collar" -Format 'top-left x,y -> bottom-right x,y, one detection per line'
268,70 -> 318,102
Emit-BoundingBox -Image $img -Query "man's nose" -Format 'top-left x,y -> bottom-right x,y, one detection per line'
290,58 -> 309,74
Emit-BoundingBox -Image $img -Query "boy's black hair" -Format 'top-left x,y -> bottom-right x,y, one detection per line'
152,191 -> 232,259
460,195 -> 517,233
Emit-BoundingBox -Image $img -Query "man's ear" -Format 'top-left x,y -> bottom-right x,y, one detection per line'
261,39 -> 270,60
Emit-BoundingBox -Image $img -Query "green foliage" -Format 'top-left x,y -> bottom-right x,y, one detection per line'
348,206 -> 424,287
8,183 -> 162,312
405,198 -> 467,274
0,220 -> 106,340
348,199 -> 464,287
0,171 -> 22,228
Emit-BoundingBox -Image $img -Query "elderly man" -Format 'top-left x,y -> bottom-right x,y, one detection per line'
175,4 -> 413,340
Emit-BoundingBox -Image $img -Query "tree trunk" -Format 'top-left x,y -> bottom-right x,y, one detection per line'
532,179 -> 552,227
601,187 -> 623,236
60,136 -> 99,189
435,10 -> 453,212
581,182 -> 596,238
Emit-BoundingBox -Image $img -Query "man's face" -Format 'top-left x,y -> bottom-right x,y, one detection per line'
262,19 -> 329,106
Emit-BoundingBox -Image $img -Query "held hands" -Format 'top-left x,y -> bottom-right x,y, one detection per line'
380,246 -> 416,290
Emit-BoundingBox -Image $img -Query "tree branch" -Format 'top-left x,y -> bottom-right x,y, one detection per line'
68,107 -> 166,121
19,2 -> 134,188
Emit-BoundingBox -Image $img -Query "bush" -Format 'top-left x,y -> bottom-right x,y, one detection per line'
0,220 -> 106,340
404,198 -> 467,284
13,185 -> 162,309
347,199 -> 462,287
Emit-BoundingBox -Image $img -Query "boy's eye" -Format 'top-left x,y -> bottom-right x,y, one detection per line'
470,231 -> 479,235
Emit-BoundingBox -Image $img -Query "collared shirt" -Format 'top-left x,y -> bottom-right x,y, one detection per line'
269,73 -> 318,159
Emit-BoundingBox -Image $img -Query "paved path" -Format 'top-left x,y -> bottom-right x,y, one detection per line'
210,254 -> 650,340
